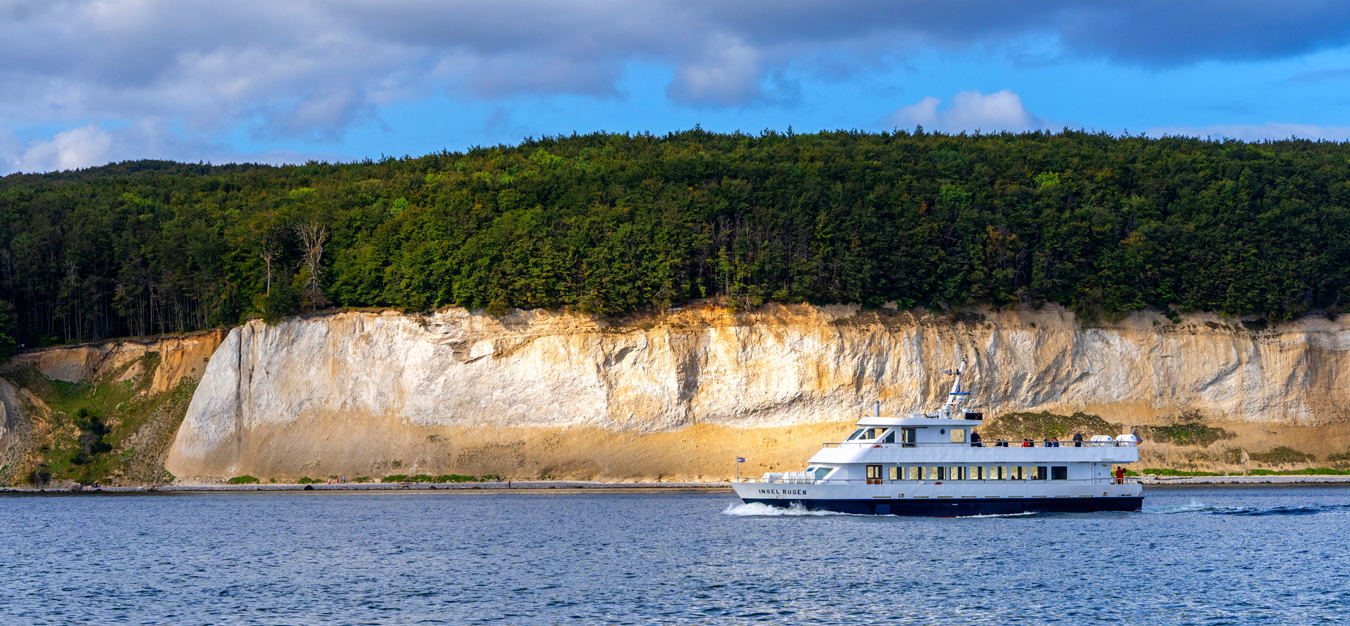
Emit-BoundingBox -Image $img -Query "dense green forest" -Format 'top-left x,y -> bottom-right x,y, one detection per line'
0,128 -> 1348,349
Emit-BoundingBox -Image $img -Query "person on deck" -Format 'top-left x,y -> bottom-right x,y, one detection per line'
1072,430 -> 1084,448
970,430 -> 983,447
1021,438 -> 1033,448
1115,466 -> 1126,484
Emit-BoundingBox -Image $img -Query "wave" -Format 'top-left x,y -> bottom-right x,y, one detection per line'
1146,500 -> 1350,516
721,502 -> 851,517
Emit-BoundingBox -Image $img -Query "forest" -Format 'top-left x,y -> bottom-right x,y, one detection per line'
0,127 -> 1348,349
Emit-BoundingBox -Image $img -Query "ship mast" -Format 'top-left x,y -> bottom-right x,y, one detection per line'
940,359 -> 970,418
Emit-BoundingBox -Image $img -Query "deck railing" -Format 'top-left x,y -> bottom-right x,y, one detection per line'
740,476 -> 1142,486
820,440 -> 1135,449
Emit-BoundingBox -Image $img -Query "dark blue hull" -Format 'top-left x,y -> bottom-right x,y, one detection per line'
742,496 -> 1144,516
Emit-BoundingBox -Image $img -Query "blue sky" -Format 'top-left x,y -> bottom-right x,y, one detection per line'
5,1 -> 1350,174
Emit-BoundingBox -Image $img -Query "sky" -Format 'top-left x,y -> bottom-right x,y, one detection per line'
5,1 -> 1350,174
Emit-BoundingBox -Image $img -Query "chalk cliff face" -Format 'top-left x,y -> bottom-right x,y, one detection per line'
165,305 -> 1350,482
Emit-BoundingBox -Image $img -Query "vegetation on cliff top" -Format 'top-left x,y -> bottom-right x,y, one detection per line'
3,129 -> 1350,347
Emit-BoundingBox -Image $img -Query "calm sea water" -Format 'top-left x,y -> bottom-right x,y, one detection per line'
2,485 -> 1348,625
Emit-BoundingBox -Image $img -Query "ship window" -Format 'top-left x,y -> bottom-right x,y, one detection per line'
950,429 -> 966,444
1051,466 -> 1068,480
1032,466 -> 1047,480
866,465 -> 883,480
889,466 -> 899,481
812,466 -> 834,480
901,428 -> 916,447
925,466 -> 945,480
881,431 -> 896,444
971,466 -> 986,480
1009,466 -> 1024,480
846,429 -> 866,441
905,466 -> 921,480
863,428 -> 886,440
992,466 -> 1005,480
950,466 -> 965,480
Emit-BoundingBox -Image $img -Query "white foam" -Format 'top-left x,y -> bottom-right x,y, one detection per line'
1144,499 -> 1214,514
955,511 -> 1037,518
721,501 -> 850,517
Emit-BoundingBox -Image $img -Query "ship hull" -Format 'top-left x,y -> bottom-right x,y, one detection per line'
740,496 -> 1144,516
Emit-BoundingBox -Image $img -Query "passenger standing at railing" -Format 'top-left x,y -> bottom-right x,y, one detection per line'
996,438 -> 1009,447
970,430 -> 982,447
1072,430 -> 1083,448
1115,466 -> 1125,484
1021,438 -> 1033,448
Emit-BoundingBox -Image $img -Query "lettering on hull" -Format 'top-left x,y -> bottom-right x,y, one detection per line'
757,489 -> 808,496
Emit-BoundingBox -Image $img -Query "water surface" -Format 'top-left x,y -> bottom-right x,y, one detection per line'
2,485 -> 1347,624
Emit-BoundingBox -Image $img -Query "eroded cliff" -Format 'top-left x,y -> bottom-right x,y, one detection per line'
163,304 -> 1350,482
0,331 -> 225,485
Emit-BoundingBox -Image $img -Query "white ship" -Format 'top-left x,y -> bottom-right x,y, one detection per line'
732,362 -> 1143,516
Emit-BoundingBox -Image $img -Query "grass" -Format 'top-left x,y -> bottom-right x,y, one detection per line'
297,476 -> 321,484
1131,467 -> 1350,477
227,475 -> 260,484
381,474 -> 503,483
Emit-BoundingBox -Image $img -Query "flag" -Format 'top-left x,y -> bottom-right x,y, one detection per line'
737,457 -> 745,463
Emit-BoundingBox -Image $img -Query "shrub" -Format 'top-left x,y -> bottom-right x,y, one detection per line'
1139,422 -> 1234,447
1248,446 -> 1315,465
297,476 -> 321,484
227,475 -> 260,484
981,411 -> 1121,441
352,476 -> 371,483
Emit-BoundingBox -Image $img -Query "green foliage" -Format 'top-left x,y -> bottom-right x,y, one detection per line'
352,476 -> 371,483
381,473 -> 498,483
1138,422 -> 1234,447
297,476 -> 320,484
1137,468 -> 1227,477
1248,467 -> 1350,475
5,131 -> 1350,345
228,475 -> 260,484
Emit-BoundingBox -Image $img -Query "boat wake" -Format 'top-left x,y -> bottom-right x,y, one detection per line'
721,502 -> 851,517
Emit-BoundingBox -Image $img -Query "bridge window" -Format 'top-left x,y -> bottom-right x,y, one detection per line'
845,429 -> 866,441
880,430 -> 896,444
901,428 -> 917,447
811,466 -> 834,480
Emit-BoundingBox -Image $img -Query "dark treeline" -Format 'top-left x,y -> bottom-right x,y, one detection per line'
1,128 -> 1349,349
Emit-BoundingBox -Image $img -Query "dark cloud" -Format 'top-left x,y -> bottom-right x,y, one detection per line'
2,0 -> 1349,146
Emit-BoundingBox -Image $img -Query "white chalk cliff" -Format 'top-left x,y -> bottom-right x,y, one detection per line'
163,304 -> 1350,481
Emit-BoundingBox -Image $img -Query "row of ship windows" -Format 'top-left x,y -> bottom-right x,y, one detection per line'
865,465 -> 1071,481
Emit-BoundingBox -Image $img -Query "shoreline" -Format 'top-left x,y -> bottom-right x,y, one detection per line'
0,481 -> 735,494
8,475 -> 1350,494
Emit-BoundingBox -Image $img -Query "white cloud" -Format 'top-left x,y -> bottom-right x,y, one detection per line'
885,89 -> 1055,133
12,124 -> 114,173
1146,123 -> 1350,142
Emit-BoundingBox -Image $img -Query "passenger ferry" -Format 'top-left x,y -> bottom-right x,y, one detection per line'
732,362 -> 1143,516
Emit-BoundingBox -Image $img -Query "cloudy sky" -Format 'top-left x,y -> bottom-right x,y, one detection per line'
4,0 -> 1350,174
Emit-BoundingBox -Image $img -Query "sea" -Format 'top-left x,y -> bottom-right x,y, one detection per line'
2,485 -> 1347,625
